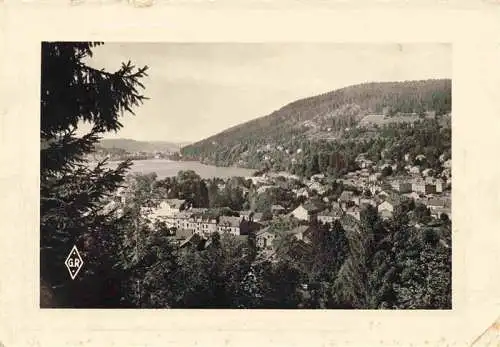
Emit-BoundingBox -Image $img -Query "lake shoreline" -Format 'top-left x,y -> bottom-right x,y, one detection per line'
100,158 -> 257,179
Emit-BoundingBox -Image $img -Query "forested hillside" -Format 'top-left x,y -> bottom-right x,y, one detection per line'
180,79 -> 451,173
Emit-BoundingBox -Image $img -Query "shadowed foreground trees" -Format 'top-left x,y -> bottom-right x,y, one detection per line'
40,42 -> 149,307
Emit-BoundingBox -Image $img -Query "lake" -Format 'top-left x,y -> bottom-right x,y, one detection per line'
106,159 -> 256,179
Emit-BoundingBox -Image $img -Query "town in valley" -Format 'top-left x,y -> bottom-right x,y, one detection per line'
41,42 -> 452,309
109,139 -> 452,257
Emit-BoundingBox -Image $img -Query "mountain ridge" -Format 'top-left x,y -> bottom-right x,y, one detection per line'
180,79 -> 451,168
98,138 -> 190,153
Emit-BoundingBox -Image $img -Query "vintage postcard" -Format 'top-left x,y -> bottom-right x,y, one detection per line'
2,3 -> 500,347
40,42 -> 452,310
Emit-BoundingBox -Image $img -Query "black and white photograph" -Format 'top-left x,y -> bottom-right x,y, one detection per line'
40,42 -> 452,309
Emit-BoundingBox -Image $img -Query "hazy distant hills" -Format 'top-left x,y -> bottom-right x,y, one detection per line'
180,79 -> 451,167
99,139 -> 190,153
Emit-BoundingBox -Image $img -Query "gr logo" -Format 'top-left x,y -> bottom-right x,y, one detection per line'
65,245 -> 84,280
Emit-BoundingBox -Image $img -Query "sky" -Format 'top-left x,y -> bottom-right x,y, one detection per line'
82,43 -> 451,143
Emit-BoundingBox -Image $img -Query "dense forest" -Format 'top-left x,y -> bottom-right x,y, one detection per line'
180,118 -> 451,179
288,119 -> 451,178
113,173 -> 451,309
180,79 -> 451,172
57,169 -> 450,309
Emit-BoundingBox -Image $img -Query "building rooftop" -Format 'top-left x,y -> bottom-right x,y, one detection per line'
426,198 -> 447,207
166,199 -> 187,209
271,204 -> 286,211
218,216 -> 241,228
318,207 -> 344,218
175,229 -> 194,240
256,226 -> 272,236
301,201 -> 324,213
283,225 -> 309,235
339,190 -> 354,202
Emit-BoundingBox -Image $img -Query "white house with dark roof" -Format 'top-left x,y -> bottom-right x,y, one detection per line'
238,210 -> 264,223
317,207 -> 344,224
369,173 -> 382,182
358,114 -> 386,128
189,217 -> 218,235
239,210 -> 255,221
294,187 -> 309,198
256,227 -> 275,249
378,200 -> 395,213
290,203 -> 322,222
377,190 -> 390,199
422,168 -> 433,177
431,207 -> 451,220
435,179 -> 444,193
404,192 -> 421,201
360,198 -> 377,208
252,212 -> 264,222
308,181 -> 327,195
379,209 -> 393,220
391,179 -> 412,193
290,204 -> 309,221
379,163 -> 391,170
271,204 -> 286,215
412,179 -> 436,195
378,193 -> 405,214
150,199 -> 187,219
256,185 -> 277,195
367,183 -> 382,196
409,166 -> 421,174
166,212 -> 218,234
345,206 -> 361,220
340,214 -> 362,234
425,198 -> 447,211
311,173 -> 325,182
415,154 -> 426,161
284,225 -> 312,242
217,216 -> 241,235
338,190 -> 355,208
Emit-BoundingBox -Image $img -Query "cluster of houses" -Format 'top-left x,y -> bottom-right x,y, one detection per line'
142,199 -> 264,247
140,196 -> 349,257
254,209 -> 362,262
115,147 -> 451,258
250,155 -> 451,260
244,151 -> 451,222
88,147 -> 178,163
255,225 -> 313,257
288,188 -> 449,226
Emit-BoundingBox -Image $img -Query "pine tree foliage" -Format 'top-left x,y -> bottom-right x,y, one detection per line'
332,224 -> 371,308
40,42 -> 148,307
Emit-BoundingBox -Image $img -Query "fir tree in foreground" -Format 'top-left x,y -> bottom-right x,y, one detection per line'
40,42 -> 148,307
